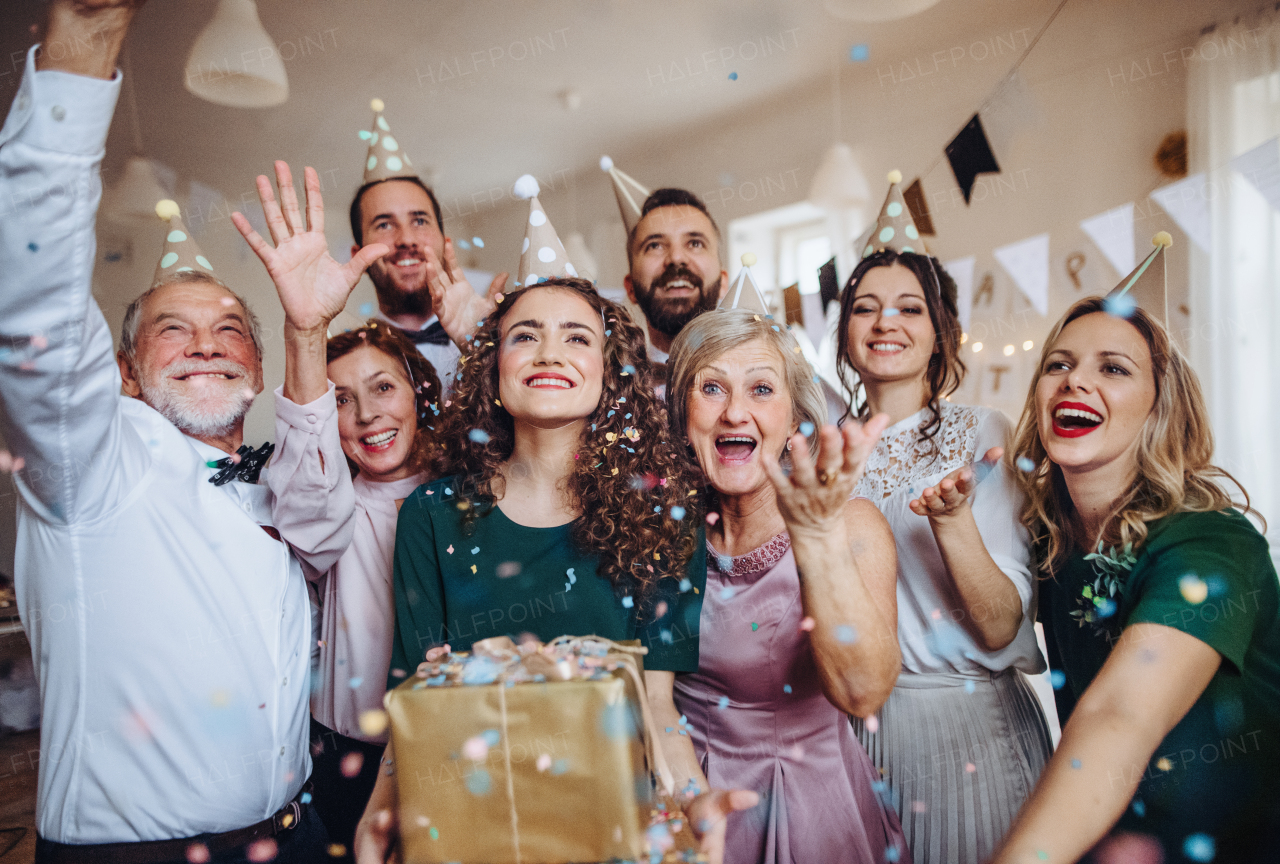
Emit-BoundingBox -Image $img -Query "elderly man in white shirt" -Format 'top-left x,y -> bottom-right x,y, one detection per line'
0,2 -> 384,861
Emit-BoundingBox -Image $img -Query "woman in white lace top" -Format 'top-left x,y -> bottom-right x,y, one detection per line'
837,249 -> 1051,864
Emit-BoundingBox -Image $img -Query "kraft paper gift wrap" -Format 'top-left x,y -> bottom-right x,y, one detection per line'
386,635 -> 690,864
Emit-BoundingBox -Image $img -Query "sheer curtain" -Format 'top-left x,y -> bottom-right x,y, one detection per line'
1187,8 -> 1280,561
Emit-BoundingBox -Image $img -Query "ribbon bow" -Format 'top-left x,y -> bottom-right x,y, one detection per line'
406,320 -> 451,346
207,442 -> 274,486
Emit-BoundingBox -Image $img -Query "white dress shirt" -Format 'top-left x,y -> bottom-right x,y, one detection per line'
376,312 -> 461,396
0,48 -> 354,843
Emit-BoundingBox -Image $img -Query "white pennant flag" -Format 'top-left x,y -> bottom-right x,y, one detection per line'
1079,203 -> 1135,276
1232,137 -> 1280,213
994,233 -> 1049,316
1150,173 -> 1210,252
945,256 -> 976,331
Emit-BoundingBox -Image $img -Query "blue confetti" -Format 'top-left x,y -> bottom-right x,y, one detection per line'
835,624 -> 858,644
783,684 -> 792,694
461,656 -> 502,685
622,596 -> 634,608
27,242 -> 38,252
679,578 -> 692,593
1183,833 -> 1215,862
799,421 -> 815,437
481,728 -> 501,746
473,236 -> 484,248
300,792 -> 312,804
718,695 -> 730,710
466,768 -> 492,796
456,239 -> 471,250
728,71 -> 738,80
849,43 -> 870,62
1103,292 -> 1138,319
468,428 -> 490,444
349,677 -> 363,688
621,364 -> 635,375
885,844 -> 901,863
444,487 -> 453,495
1050,670 -> 1066,689
964,680 -> 976,694
1071,758 -> 1082,769
660,629 -> 673,644
1132,799 -> 1146,817
720,586 -> 736,601
566,568 -> 577,584
670,506 -> 686,520
359,302 -> 374,317
1016,456 -> 1036,472
882,307 -> 900,317
1094,598 -> 1117,620
551,758 -> 570,775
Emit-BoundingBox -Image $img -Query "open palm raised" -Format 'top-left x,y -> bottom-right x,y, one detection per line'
232,161 -> 388,334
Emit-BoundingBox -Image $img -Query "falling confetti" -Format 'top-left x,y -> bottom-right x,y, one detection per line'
537,753 -> 552,772
1016,456 -> 1036,472
669,505 -> 686,520
186,843 -> 211,864
326,845 -> 347,858
799,421 -> 815,437
466,768 -> 492,795
799,616 -> 815,632
1050,670 -> 1066,689
718,695 -> 730,710
551,758 -> 570,775
358,709 -> 389,737
706,512 -> 720,525
472,236 -> 485,248
462,735 -> 489,761
1103,292 -> 1137,319
341,751 -> 365,778
783,684 -> 792,694
468,428 -> 490,444
359,302 -> 374,317
246,839 -> 278,863
348,676 -> 363,689
621,596 -> 634,608
728,71 -> 739,80
751,622 -> 759,631
866,715 -> 879,733
835,624 -> 858,644
497,561 -> 521,578
720,586 -> 736,600
964,762 -> 976,773
1071,758 -> 1083,769
1156,757 -> 1173,772
1179,574 -> 1208,605
1183,834 -> 1216,862
849,43 -> 870,62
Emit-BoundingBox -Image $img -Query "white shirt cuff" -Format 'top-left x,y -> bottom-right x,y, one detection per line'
0,45 -> 121,154
274,382 -> 337,434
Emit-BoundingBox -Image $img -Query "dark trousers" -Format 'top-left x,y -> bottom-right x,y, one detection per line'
308,718 -> 385,864
35,804 -> 328,864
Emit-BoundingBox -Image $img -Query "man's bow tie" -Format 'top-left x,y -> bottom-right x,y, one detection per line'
207,442 -> 274,486
407,321 -> 451,346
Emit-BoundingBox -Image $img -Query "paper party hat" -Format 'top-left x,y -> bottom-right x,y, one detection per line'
599,156 -> 651,234
718,253 -> 772,316
1104,232 -> 1172,322
152,199 -> 219,288
861,170 -> 928,259
361,98 -> 415,184
512,174 -> 578,287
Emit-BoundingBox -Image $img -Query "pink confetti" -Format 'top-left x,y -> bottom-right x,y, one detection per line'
186,844 -> 211,864
447,545 -> 454,554
911,801 -> 927,813
799,617 -> 815,632
340,751 -> 364,778
655,601 -> 668,619
462,736 -> 489,761
866,715 -> 879,733
965,762 -> 976,773
705,512 -> 720,526
246,839 -> 278,862
30,335 -> 47,350
930,608 -> 942,620
536,753 -> 552,772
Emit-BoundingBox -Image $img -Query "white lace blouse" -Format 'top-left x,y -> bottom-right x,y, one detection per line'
854,402 -> 1046,675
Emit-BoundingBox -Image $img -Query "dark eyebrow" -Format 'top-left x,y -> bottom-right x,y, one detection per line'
509,318 -> 543,330
369,209 -> 431,224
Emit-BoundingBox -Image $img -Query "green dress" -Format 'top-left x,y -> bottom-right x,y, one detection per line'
1041,509 -> 1280,860
388,476 -> 706,688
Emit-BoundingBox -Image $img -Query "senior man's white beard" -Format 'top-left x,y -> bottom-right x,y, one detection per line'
137,358 -> 260,439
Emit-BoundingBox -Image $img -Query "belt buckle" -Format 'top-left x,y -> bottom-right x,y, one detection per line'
273,800 -> 302,834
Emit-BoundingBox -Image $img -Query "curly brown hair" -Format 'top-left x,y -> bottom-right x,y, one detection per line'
836,250 -> 966,452
431,277 -> 700,602
326,321 -> 442,477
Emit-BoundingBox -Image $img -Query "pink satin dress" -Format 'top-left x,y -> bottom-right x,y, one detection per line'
674,532 -> 910,864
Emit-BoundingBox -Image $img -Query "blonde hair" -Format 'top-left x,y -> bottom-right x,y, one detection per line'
1009,296 -> 1256,573
666,309 -> 827,457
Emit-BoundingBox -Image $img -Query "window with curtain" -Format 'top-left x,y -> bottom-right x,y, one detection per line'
1188,9 -> 1280,563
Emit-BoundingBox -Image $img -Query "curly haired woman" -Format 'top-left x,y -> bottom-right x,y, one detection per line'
354,277 -> 757,864
992,296 -> 1280,863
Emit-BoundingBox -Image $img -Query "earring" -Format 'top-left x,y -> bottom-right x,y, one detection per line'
785,440 -> 793,452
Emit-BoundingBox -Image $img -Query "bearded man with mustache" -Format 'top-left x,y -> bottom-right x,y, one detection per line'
623,188 -> 729,365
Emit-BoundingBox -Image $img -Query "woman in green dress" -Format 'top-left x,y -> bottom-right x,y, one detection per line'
354,277 -> 756,864
992,296 -> 1280,863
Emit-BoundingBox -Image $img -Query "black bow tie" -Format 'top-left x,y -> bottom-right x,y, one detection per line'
407,321 -> 451,346
208,442 -> 274,486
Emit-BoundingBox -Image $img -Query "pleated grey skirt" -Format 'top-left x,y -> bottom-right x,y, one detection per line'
851,669 -> 1052,864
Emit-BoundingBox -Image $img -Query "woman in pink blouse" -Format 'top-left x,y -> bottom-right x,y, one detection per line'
287,322 -> 440,859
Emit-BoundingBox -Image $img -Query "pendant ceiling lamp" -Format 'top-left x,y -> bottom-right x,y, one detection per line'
808,143 -> 871,210
105,48 -> 174,223
184,0 -> 288,108
823,0 -> 943,22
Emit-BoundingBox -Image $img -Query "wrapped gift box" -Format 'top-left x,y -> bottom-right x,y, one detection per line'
386,636 -> 697,864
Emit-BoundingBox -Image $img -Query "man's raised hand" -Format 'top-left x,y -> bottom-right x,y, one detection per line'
423,238 -> 508,348
233,162 -> 388,336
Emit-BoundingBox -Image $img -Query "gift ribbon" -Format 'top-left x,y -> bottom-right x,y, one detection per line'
466,634 -> 677,863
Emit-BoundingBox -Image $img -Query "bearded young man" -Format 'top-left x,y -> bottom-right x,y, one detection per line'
623,188 -> 729,366
0,2 -> 379,860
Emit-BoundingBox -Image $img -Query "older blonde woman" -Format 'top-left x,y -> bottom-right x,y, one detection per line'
993,296 -> 1280,863
666,309 -> 909,864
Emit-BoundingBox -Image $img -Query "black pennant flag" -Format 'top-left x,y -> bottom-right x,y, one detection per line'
945,114 -> 1000,205
903,178 -> 936,235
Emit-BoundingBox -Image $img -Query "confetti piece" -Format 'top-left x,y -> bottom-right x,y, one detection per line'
1103,292 -> 1137,319
358,709 -> 389,737
751,622 -> 759,631
655,600 -> 668,618
470,565 -> 477,573
1132,800 -> 1146,817
471,546 -> 480,555
718,695 -> 730,710
964,762 -> 976,773
882,307 -> 900,317
866,715 -> 879,733
885,844 -> 902,862
1050,670 -> 1066,689
670,505 -> 686,520
473,236 -> 484,248
1179,574 -> 1208,604
1156,757 -> 1173,772
27,242 -> 38,252
537,753 -> 552,772
359,302 -> 374,317
1071,758 -> 1082,769
621,364 -> 635,375
1016,456 -> 1036,472
728,71 -> 739,80
849,43 -> 870,61
348,676 -> 363,689
429,827 -> 439,840
446,545 -> 454,554
186,844 -> 211,864
246,839 -> 278,862
621,596 -> 634,608
462,735 -> 489,761
340,751 -> 364,778
466,768 -> 492,795
497,561 -> 521,578
783,684 -> 792,694
964,680 -> 976,694
326,845 -> 346,858
1183,834 -> 1216,862
679,578 -> 692,592
566,568 -> 577,584
706,512 -> 720,525
551,758 -> 570,775
799,421 -> 815,437
720,586 -> 736,600
835,624 -> 858,644
301,792 -> 312,804
468,428 -> 490,444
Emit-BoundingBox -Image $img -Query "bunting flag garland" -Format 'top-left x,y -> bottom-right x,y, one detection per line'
945,114 -> 1001,205
818,256 -> 839,310
1150,173 -> 1210,252
993,233 -> 1049,315
903,178 -> 936,235
1231,136 -> 1280,213
1079,203 -> 1135,276
944,255 -> 977,332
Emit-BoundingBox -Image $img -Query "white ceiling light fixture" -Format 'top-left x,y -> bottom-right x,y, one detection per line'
808,143 -> 871,211
185,0 -> 288,108
823,0 -> 944,22
105,156 -> 174,223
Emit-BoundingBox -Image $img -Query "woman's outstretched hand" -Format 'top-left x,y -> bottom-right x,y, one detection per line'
908,446 -> 1002,523
762,416 -> 890,533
